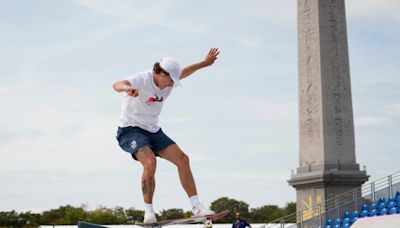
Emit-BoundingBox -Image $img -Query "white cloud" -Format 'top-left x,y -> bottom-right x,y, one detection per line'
384,104 -> 400,117
73,0 -> 205,33
355,116 -> 392,126
240,0 -> 296,25
353,103 -> 400,127
347,0 -> 400,24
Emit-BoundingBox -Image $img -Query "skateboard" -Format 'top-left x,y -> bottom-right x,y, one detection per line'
135,210 -> 230,228
77,221 -> 107,228
77,210 -> 230,228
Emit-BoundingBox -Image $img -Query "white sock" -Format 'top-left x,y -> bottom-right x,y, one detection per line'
145,203 -> 155,214
190,195 -> 201,208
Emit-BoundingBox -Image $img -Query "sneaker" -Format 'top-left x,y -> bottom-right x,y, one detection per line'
143,212 -> 157,224
192,204 -> 215,217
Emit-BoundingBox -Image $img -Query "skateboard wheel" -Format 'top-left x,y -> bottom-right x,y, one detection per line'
204,220 -> 213,228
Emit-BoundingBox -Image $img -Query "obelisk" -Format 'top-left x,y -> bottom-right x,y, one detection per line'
288,0 -> 369,218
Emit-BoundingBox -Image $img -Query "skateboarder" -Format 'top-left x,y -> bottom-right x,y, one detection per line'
113,48 -> 220,224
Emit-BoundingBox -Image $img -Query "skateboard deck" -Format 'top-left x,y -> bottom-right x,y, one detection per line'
135,210 -> 230,228
77,221 -> 107,228
78,210 -> 230,228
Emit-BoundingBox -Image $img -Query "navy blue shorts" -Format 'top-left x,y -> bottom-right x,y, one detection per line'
116,126 -> 176,160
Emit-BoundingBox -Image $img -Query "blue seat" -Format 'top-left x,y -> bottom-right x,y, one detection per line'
378,197 -> 386,204
342,217 -> 350,225
342,223 -> 351,228
379,208 -> 388,216
342,211 -> 350,219
369,209 -> 378,217
378,202 -> 386,210
360,204 -> 369,211
359,210 -> 368,218
325,225 -> 332,228
351,211 -> 359,219
388,201 -> 396,209
370,203 -> 378,210
388,196 -> 395,203
351,216 -> 358,224
388,207 -> 398,215
395,191 -> 400,202
326,219 -> 333,226
334,218 -> 341,225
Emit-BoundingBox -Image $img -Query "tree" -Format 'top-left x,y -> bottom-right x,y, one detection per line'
0,200 -> 297,225
89,206 -> 127,225
125,208 -> 144,223
0,211 -> 20,227
249,205 -> 283,223
158,208 -> 184,220
282,202 -> 296,216
41,205 -> 88,225
183,210 -> 192,218
210,197 -> 249,223
18,211 -> 41,227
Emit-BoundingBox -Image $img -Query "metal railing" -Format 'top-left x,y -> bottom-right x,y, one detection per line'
264,171 -> 400,228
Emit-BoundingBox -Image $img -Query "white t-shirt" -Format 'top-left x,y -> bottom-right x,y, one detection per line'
118,70 -> 173,133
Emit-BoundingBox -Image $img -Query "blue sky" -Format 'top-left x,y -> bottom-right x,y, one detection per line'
0,0 -> 399,213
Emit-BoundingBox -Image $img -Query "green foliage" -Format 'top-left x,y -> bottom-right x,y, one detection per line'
210,197 -> 249,223
88,206 -> 127,225
0,210 -> 41,228
41,205 -> 88,225
248,202 -> 296,223
282,202 -> 296,216
0,199 -> 296,225
125,208 -> 144,223
249,205 -> 283,223
158,208 -> 184,220
183,210 -> 192,218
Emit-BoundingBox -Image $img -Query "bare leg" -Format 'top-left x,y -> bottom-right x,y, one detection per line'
159,144 -> 197,197
136,146 -> 157,203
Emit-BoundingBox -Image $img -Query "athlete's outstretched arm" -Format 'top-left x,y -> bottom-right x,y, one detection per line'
180,48 -> 220,80
113,80 -> 139,97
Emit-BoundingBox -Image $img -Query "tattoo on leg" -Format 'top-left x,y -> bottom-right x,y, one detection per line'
142,180 -> 147,194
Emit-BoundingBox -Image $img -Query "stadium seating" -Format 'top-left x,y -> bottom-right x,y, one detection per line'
334,218 -> 341,226
359,210 -> 368,218
350,217 -> 358,224
387,201 -> 396,209
388,206 -> 398,215
368,208 -> 378,217
342,223 -> 350,228
322,191 -> 400,227
360,204 -> 368,211
369,203 -> 378,211
325,219 -> 333,227
378,207 -> 388,216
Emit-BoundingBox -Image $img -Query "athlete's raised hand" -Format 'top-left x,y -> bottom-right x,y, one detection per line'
180,48 -> 220,79
202,48 -> 220,67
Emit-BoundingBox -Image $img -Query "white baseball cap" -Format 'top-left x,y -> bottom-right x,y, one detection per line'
159,57 -> 182,88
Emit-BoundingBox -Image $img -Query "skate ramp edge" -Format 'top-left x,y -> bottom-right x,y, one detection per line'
351,214 -> 400,228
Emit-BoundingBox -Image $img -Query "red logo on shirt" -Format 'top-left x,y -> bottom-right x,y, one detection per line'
146,94 -> 164,105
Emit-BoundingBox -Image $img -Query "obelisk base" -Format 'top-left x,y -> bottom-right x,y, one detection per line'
288,169 -> 369,222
